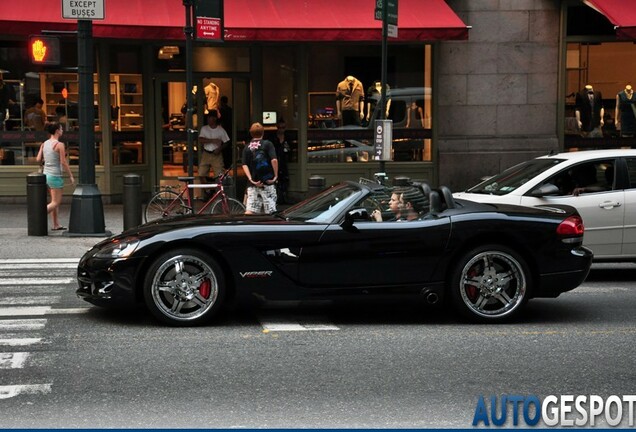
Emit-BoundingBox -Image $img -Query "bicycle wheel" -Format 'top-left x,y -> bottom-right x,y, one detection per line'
210,197 -> 245,215
145,190 -> 188,222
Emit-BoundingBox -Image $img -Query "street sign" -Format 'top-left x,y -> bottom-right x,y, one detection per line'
388,24 -> 398,38
374,119 -> 392,161
196,17 -> 222,40
387,0 -> 398,26
62,0 -> 105,20
196,0 -> 224,41
375,0 -> 398,25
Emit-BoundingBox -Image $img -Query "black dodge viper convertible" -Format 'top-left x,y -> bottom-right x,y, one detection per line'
77,181 -> 592,326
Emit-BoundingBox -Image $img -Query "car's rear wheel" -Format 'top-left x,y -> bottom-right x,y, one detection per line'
450,245 -> 530,323
143,249 -> 224,326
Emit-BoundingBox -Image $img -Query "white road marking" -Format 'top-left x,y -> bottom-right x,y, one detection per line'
0,278 -> 74,286
0,319 -> 47,331
571,287 -> 630,294
0,296 -> 61,305
0,258 -> 79,264
0,307 -> 91,317
0,384 -> 52,399
259,315 -> 340,332
0,307 -> 51,317
0,338 -> 42,346
46,308 -> 91,315
0,352 -> 29,369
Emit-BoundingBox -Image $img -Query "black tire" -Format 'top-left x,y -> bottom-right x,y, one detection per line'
143,249 -> 225,326
210,197 -> 245,215
449,244 -> 531,323
145,190 -> 188,222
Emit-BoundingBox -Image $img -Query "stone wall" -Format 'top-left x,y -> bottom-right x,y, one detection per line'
438,0 -> 561,190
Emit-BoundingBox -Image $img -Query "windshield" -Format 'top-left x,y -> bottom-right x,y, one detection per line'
466,158 -> 565,195
281,183 -> 364,223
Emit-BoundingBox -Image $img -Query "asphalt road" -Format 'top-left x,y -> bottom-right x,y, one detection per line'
0,261 -> 635,428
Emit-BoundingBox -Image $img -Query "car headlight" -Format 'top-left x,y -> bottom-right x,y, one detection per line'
94,237 -> 140,259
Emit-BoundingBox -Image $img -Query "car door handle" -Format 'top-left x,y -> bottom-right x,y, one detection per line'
599,201 -> 621,209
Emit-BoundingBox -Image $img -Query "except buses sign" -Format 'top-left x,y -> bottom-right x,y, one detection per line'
62,0 -> 105,20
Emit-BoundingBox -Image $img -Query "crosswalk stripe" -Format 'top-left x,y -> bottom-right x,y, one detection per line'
0,338 -> 42,346
0,278 -> 74,286
0,384 -> 52,399
0,263 -> 77,270
0,258 -> 79,264
0,306 -> 51,317
46,308 -> 91,315
0,296 -> 61,305
0,352 -> 29,369
0,319 -> 47,331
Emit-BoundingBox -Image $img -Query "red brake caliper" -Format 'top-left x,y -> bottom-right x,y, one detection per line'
465,267 -> 478,301
199,279 -> 211,299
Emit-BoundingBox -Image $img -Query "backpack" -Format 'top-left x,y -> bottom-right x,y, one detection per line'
250,140 -> 274,182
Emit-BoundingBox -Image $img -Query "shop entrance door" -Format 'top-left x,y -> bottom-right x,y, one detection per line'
155,76 -> 248,199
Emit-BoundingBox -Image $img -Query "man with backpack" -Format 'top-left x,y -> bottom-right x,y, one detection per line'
242,122 -> 278,214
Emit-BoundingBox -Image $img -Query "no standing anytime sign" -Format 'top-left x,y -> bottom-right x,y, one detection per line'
62,0 -> 105,20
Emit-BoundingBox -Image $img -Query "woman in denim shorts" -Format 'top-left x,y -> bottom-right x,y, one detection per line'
36,122 -> 75,231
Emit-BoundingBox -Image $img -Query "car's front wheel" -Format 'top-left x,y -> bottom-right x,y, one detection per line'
143,249 -> 224,326
450,245 -> 530,323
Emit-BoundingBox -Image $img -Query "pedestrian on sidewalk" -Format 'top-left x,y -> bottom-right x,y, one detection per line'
36,122 -> 75,231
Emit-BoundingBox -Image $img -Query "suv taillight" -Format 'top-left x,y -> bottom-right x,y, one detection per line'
557,215 -> 584,236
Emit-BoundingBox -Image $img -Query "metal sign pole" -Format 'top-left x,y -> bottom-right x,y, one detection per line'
184,0 -> 196,178
379,0 -> 389,177
67,19 -> 108,236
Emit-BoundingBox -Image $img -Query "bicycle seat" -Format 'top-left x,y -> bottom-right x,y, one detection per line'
177,176 -> 195,183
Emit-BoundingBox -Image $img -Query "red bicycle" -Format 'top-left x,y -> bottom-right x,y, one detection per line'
144,168 -> 245,222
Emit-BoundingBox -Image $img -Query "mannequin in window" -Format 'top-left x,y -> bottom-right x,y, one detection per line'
0,73 -> 16,130
203,79 -> 220,114
336,75 -> 364,126
406,101 -> 425,128
365,80 -> 391,123
615,84 -> 636,137
575,84 -> 604,138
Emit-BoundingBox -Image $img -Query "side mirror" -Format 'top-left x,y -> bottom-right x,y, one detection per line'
340,208 -> 369,230
528,183 -> 560,197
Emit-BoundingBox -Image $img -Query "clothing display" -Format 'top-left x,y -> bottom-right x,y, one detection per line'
336,76 -> 364,126
366,81 -> 391,121
575,85 -> 604,134
203,80 -> 220,113
616,86 -> 636,137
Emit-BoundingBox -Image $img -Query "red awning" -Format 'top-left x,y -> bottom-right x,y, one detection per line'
584,0 -> 636,39
0,0 -> 468,41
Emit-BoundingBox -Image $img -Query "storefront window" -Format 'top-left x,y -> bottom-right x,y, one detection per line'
0,39 -> 105,166
110,45 -> 143,165
306,44 -> 432,163
564,5 -> 636,150
262,46 -> 299,163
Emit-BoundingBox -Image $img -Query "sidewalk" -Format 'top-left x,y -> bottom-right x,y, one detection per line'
0,203 -> 125,260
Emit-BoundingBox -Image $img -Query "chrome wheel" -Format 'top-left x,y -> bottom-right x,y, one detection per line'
210,197 -> 246,215
144,250 -> 223,325
452,246 -> 529,322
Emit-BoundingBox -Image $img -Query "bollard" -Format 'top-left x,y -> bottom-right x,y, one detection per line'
123,174 -> 142,230
26,172 -> 48,236
393,176 -> 411,187
308,175 -> 326,197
